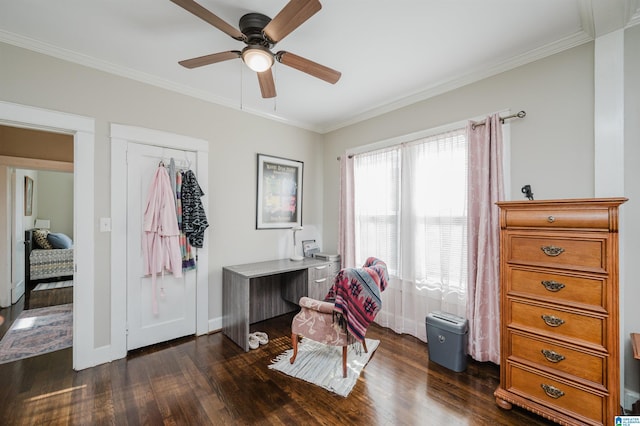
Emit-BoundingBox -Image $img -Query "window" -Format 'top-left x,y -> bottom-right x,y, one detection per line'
353,128 -> 468,296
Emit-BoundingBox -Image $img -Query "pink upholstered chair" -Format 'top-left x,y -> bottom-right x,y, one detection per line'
289,296 -> 368,378
289,257 -> 388,378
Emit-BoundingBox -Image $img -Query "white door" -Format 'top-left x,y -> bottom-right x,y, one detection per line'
11,169 -> 25,304
126,142 -> 197,350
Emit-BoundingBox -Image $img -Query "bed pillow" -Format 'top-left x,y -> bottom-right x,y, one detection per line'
33,229 -> 53,249
47,232 -> 73,249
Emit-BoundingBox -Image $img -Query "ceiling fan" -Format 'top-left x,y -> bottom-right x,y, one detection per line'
170,0 -> 342,98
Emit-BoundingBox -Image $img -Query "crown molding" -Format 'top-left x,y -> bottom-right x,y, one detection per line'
320,29 -> 593,134
0,30 -> 321,133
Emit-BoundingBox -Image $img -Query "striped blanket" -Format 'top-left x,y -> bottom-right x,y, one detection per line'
324,257 -> 389,344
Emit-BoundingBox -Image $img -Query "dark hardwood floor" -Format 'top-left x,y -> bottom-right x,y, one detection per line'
0,305 -> 556,425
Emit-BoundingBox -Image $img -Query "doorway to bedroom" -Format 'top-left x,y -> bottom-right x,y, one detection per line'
0,124 -> 74,362
20,168 -> 74,310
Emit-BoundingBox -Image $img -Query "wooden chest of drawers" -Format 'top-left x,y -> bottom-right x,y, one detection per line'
494,198 -> 626,425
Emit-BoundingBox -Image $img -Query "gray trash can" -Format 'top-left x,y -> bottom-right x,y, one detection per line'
426,311 -> 469,372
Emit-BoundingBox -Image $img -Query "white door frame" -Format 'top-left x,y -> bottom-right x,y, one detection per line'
110,124 -> 209,360
0,100 -> 96,370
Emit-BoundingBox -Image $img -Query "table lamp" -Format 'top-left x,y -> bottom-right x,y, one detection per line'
290,225 -> 303,261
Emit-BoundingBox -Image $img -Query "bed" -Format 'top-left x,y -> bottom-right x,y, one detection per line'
24,229 -> 74,308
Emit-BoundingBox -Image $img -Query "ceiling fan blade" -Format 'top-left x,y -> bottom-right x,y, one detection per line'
276,51 -> 341,84
263,0 -> 321,44
257,69 -> 277,98
170,0 -> 246,41
179,51 -> 241,69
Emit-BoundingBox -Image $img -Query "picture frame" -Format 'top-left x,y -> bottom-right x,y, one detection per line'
24,176 -> 33,216
256,153 -> 303,229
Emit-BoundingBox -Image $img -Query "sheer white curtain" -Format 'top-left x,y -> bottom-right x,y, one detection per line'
352,129 -> 467,342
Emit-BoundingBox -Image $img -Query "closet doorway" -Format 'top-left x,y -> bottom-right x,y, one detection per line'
110,124 -> 209,359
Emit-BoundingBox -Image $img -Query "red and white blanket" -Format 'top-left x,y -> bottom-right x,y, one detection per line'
324,257 -> 389,344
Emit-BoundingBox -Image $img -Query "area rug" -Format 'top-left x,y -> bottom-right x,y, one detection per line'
0,303 -> 72,364
268,338 -> 379,397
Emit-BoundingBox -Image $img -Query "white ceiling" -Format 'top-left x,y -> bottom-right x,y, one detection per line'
1,1 -> 639,133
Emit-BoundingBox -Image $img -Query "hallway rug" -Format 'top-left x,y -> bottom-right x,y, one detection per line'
268,337 -> 379,397
0,303 -> 72,364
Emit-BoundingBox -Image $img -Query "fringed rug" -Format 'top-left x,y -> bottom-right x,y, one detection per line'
268,338 -> 379,397
0,303 -> 72,364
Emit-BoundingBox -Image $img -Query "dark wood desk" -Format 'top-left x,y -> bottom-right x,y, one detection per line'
222,258 -> 331,351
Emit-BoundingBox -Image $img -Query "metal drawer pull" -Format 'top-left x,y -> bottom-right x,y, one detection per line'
541,349 -> 565,363
547,215 -> 555,223
541,384 -> 565,399
314,265 -> 328,270
541,314 -> 565,327
541,245 -> 565,256
541,280 -> 565,292
314,278 -> 327,283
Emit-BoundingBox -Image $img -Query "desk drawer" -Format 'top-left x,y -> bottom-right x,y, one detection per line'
509,331 -> 605,385
509,300 -> 604,348
308,276 -> 332,300
508,268 -> 606,310
507,234 -> 606,273
507,363 -> 604,424
309,263 -> 331,281
308,263 -> 334,300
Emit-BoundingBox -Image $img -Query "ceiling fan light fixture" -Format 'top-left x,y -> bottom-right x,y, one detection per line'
242,46 -> 274,72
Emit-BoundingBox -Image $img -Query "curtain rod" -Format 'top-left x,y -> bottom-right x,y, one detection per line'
337,110 -> 527,160
471,110 -> 526,130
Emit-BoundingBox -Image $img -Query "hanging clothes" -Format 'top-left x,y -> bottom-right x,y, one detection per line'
142,164 -> 183,315
168,158 -> 177,205
181,169 -> 209,248
176,170 -> 196,271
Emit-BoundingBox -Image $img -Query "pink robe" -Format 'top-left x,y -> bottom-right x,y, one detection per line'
142,166 -> 183,314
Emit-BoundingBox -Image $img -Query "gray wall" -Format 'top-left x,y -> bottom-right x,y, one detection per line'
37,170 -> 73,238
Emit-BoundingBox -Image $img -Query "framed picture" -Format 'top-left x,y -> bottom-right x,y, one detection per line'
256,153 -> 303,229
24,176 -> 33,216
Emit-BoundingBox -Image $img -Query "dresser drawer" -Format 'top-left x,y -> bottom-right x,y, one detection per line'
509,331 -> 605,385
509,300 -> 605,348
506,234 -> 607,273
504,208 -> 610,229
507,363 -> 605,425
508,268 -> 606,311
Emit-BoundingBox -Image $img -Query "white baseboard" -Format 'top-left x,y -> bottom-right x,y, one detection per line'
208,316 -> 223,334
75,344 -> 113,370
